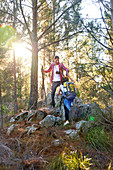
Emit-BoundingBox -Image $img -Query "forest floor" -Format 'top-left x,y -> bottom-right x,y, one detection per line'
0,111 -> 113,170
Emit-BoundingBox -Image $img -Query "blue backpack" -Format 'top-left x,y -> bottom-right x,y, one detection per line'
63,82 -> 76,100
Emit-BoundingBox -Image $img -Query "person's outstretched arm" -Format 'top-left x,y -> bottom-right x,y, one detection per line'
67,73 -> 75,83
41,64 -> 52,73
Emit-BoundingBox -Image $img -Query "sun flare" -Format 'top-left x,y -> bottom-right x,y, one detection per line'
14,43 -> 30,57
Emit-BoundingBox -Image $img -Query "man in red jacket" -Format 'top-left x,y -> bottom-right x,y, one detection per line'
42,56 -> 74,109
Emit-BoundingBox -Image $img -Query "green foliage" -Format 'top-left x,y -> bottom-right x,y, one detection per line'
62,148 -> 92,170
76,88 -> 80,97
0,24 -> 16,46
85,126 -> 113,151
2,105 -> 9,114
47,148 -> 92,170
0,46 -> 8,59
47,154 -> 65,170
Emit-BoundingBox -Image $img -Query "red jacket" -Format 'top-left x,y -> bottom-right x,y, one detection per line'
45,62 -> 69,82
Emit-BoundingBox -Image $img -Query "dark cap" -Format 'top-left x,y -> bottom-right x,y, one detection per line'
55,56 -> 59,59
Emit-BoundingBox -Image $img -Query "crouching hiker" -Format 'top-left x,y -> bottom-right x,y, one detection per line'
57,77 -> 76,126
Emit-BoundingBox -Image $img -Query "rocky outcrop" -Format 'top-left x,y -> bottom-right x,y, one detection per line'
69,98 -> 100,121
7,95 -> 113,137
26,124 -> 38,135
15,111 -> 29,121
39,115 -> 62,128
64,129 -> 80,139
27,109 -> 47,122
9,109 -> 47,123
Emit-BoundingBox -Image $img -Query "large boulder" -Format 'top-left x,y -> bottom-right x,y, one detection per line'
39,115 -> 56,128
75,120 -> 92,134
69,98 -> 101,121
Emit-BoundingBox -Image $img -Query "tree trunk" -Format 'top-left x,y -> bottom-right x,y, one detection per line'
52,0 -> 56,57
13,1 -> 18,114
0,83 -> 3,129
28,0 -> 38,109
13,49 -> 18,114
41,47 -> 46,101
110,0 -> 113,29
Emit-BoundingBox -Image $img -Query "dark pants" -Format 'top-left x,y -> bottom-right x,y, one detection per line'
64,105 -> 69,121
63,94 -> 76,121
51,81 -> 61,107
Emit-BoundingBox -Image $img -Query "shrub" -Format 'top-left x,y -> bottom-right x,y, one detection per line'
85,125 -> 113,151
47,148 -> 92,170
47,154 -> 65,170
62,148 -> 92,170
2,105 -> 9,114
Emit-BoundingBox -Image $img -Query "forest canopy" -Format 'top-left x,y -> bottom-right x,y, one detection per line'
0,0 -> 113,113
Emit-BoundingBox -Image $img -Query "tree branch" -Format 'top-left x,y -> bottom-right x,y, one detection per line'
101,73 -> 113,92
20,0 -> 32,41
38,30 -> 83,51
84,69 -> 113,95
72,5 -> 113,51
37,0 -> 81,41
0,9 -> 25,26
99,1 -> 113,45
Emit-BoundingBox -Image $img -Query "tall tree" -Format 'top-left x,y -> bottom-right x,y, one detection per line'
12,0 -> 18,114
0,47 -> 8,129
28,0 -> 38,109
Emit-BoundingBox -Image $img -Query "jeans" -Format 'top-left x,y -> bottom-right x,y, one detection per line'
51,81 -> 61,107
64,97 -> 75,121
64,105 -> 69,121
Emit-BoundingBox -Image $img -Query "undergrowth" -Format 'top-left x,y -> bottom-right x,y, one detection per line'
85,125 -> 113,152
47,147 -> 92,170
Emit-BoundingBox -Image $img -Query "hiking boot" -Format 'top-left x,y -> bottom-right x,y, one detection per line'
63,120 -> 69,126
